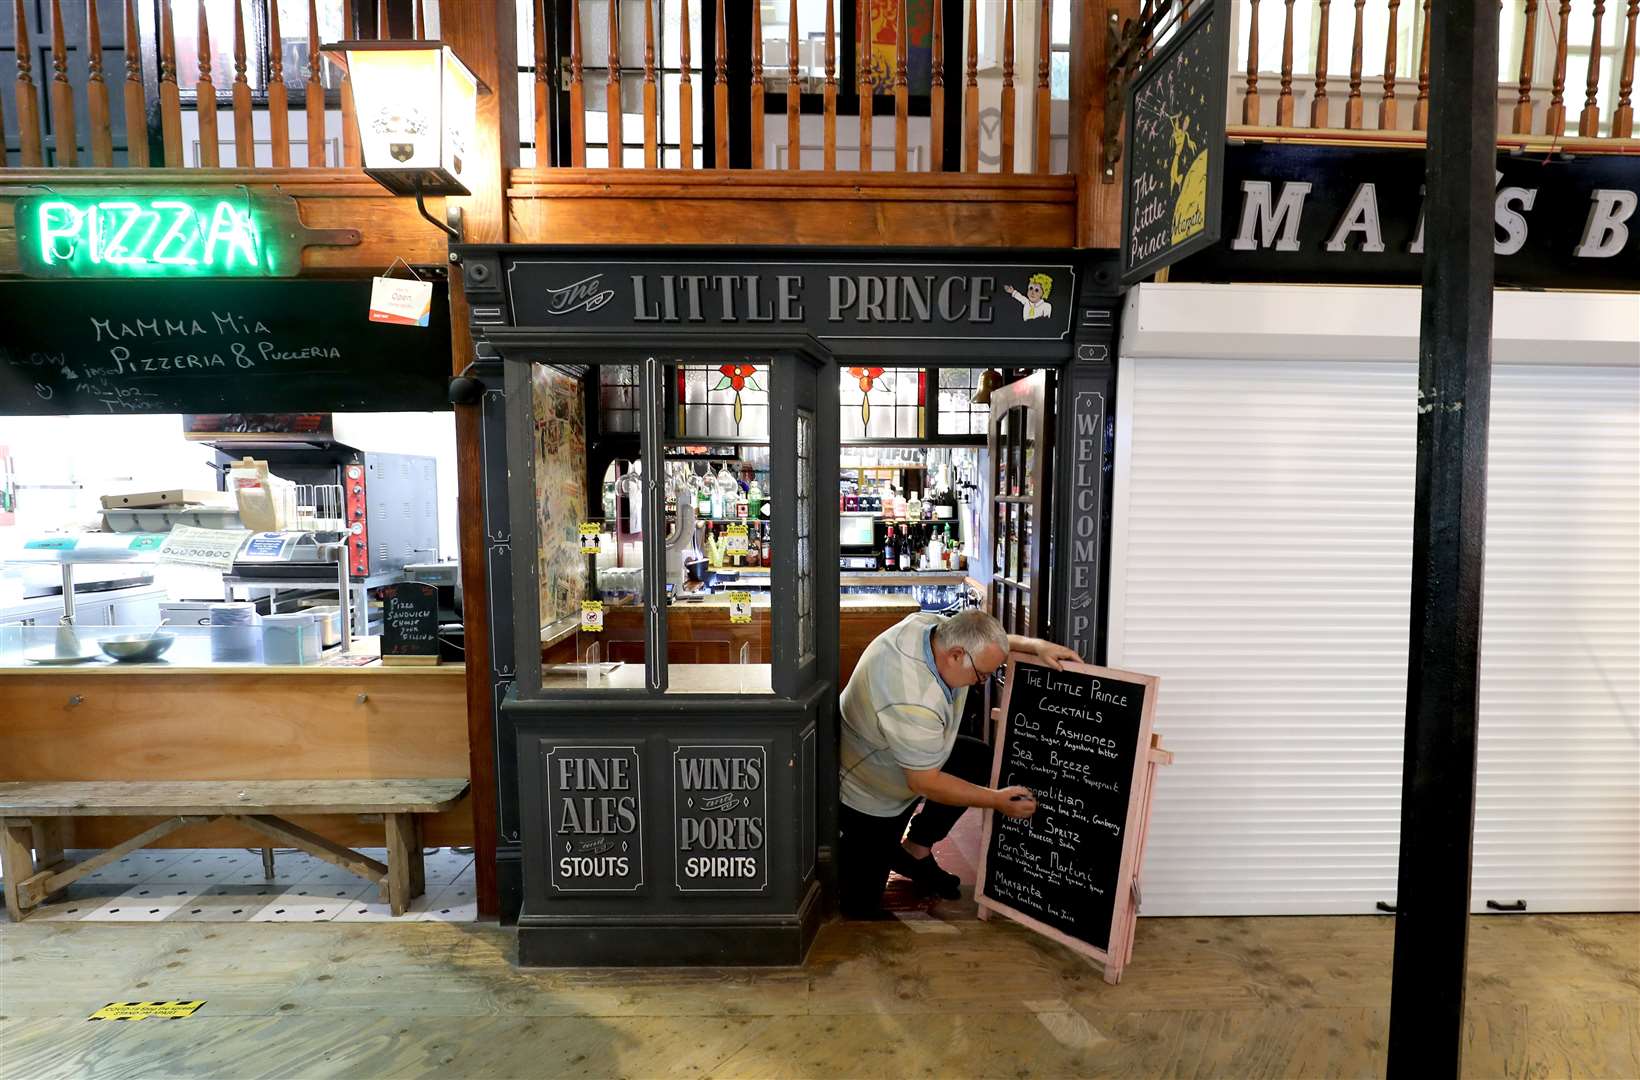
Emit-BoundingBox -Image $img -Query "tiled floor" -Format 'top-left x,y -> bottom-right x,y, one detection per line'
0,847 -> 477,925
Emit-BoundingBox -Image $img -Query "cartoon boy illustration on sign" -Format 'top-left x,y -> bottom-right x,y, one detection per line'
1004,274 -> 1054,321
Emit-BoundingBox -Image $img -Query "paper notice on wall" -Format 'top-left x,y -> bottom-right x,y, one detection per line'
157,526 -> 251,570
729,591 -> 753,624
369,277 -> 433,327
724,524 -> 749,556
579,522 -> 602,555
581,599 -> 605,632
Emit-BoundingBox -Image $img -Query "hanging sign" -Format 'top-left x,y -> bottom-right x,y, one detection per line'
580,600 -> 605,632
728,591 -> 753,624
368,276 -> 434,327
1120,0 -> 1230,284
579,522 -> 603,554
723,525 -> 750,557
14,193 -> 358,279
975,658 -> 1169,984
156,525 -> 251,571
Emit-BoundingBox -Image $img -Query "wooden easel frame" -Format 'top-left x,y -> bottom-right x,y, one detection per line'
973,655 -> 1170,985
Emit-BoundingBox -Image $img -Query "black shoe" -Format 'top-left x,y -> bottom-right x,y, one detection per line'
889,848 -> 962,900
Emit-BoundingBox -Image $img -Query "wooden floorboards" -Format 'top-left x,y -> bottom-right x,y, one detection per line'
0,912 -> 1635,1078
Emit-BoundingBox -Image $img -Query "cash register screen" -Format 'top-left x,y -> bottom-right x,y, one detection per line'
839,516 -> 875,548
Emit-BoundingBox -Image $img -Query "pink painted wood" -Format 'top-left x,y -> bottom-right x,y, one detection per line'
973,656 -> 1166,985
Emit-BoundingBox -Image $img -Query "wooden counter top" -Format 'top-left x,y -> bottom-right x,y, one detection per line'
0,635 -> 463,675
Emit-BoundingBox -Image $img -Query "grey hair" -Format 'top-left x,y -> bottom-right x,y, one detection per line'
933,610 -> 1009,659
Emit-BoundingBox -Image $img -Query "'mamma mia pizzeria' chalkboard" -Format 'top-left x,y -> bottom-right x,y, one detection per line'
1120,0 -> 1230,285
976,658 -> 1168,984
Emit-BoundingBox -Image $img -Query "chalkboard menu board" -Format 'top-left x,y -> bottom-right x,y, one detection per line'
0,280 -> 452,416
380,581 -> 440,664
976,658 -> 1162,981
1120,0 -> 1229,285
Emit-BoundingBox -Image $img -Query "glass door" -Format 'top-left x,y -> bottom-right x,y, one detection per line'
986,372 -> 1052,639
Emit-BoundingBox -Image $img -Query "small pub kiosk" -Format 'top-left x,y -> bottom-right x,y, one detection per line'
456,244 -> 1118,965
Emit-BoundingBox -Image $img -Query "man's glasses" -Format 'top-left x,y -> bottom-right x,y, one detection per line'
961,650 -> 998,684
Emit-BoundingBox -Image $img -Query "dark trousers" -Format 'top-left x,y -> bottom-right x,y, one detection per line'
837,734 -> 993,916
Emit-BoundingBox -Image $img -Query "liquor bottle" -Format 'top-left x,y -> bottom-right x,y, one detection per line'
898,525 -> 911,571
907,490 -> 922,522
882,525 -> 896,572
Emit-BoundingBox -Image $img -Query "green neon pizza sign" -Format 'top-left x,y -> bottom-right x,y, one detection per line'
17,196 -> 273,278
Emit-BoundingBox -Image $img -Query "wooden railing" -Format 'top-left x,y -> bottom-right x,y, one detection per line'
534,0 -> 1061,172
1234,0 -> 1638,142
1,0 -> 426,169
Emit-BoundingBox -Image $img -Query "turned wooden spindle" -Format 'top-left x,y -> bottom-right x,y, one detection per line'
196,0 -> 220,166
894,0 -> 910,170
680,0 -> 696,168
123,0 -> 150,166
963,0 -> 979,171
714,0 -> 729,167
607,0 -> 623,168
87,0 -> 115,166
1615,0 -> 1638,136
1311,0 -> 1332,126
930,0 -> 945,172
858,0 -> 873,171
1034,0 -> 1051,170
1547,0 -> 1572,134
50,0 -> 78,165
1277,0 -> 1297,126
750,0 -> 765,165
305,0 -> 325,165
569,0 -> 587,165
1379,0 -> 1401,129
532,0 -> 553,166
642,0 -> 658,168
1000,0 -> 1015,174
1579,0 -> 1608,135
1344,0 -> 1366,128
1513,0 -> 1538,134
233,0 -> 255,165
823,0 -> 838,170
14,0 -> 44,166
788,0 -> 801,169
1243,0 -> 1261,124
157,0 -> 183,166
1413,0 -> 1431,129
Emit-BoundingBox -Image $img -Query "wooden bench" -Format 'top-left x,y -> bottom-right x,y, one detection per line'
0,778 -> 469,922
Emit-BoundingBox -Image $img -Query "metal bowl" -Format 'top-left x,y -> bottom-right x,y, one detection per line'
98,632 -> 177,663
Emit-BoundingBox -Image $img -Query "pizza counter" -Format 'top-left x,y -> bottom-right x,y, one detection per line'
0,635 -> 473,851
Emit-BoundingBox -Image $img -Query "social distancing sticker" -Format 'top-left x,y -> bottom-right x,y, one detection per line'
729,591 -> 753,624
581,599 -> 605,632
88,1000 -> 205,1022
579,522 -> 602,554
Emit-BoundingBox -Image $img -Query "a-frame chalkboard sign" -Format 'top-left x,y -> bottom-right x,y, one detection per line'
975,656 -> 1172,984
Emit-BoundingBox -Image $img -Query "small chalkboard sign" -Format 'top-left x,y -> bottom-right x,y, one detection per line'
380,581 -> 440,666
975,656 -> 1167,984
1120,0 -> 1229,285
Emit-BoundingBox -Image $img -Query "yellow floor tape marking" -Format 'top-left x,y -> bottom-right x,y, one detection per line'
88,1001 -> 206,1022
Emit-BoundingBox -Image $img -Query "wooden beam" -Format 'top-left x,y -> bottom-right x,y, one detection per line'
440,0 -> 517,921
240,814 -> 389,883
1386,0 -> 1501,1070
13,815 -> 210,910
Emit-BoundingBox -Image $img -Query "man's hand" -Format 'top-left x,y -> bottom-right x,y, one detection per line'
992,786 -> 1038,818
1008,635 -> 1082,670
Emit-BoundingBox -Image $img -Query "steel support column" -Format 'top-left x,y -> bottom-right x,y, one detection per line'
1385,0 -> 1500,1073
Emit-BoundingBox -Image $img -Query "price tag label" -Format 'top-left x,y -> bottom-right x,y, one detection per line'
579,522 -> 602,555
728,591 -> 753,624
724,524 -> 750,556
580,599 -> 605,632
157,525 -> 251,570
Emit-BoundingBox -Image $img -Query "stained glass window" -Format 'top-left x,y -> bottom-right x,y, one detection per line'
796,409 -> 815,669
675,364 -> 771,441
839,367 -> 925,440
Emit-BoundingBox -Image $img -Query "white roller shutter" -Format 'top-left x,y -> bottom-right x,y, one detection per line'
1111,284 -> 1640,917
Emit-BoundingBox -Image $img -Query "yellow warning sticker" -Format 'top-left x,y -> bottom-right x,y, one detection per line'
88,1000 -> 206,1022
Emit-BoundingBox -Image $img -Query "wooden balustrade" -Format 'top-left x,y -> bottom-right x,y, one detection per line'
1234,0 -> 1638,142
6,0 -> 1632,176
